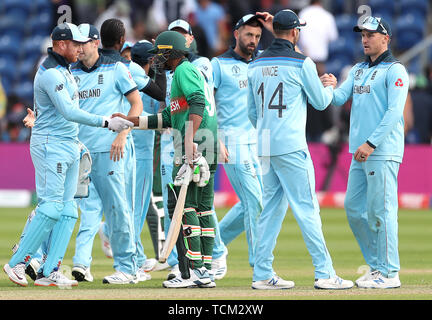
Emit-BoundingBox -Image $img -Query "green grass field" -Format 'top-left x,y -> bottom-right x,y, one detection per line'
0,206 -> 431,300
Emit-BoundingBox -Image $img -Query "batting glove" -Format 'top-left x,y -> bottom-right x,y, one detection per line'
103,116 -> 134,133
192,153 -> 210,187
174,162 -> 193,187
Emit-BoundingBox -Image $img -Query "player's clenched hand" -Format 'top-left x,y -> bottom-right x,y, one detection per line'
354,143 -> 374,162
320,73 -> 337,88
23,108 -> 35,128
110,131 -> 127,162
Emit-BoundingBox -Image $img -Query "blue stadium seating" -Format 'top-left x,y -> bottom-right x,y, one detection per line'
399,0 -> 429,19
395,14 -> 425,51
369,0 -> 396,17
0,35 -> 21,57
0,2 -> 52,103
12,80 -> 33,104
0,56 -> 16,82
335,14 -> 357,40
27,12 -> 53,36
328,36 -> 356,65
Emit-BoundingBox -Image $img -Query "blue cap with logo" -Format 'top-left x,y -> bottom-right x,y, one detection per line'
78,23 -> 100,40
51,23 -> 90,43
273,9 -> 306,30
353,16 -> 392,37
131,40 -> 154,65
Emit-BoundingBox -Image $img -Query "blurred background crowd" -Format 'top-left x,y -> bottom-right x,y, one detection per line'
0,0 -> 431,146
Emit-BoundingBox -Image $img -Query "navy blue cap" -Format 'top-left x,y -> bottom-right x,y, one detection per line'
235,14 -> 263,30
131,40 -> 154,65
78,23 -> 100,40
51,23 -> 90,43
353,16 -> 392,37
273,9 -> 306,30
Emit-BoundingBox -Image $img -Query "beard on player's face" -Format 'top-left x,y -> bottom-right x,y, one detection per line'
238,37 -> 256,56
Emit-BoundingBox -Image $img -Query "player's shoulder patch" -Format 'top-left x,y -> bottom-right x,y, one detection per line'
40,55 -> 60,71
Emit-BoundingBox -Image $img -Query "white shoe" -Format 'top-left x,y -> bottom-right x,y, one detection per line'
355,267 -> 375,286
137,267 -> 151,282
102,271 -> 138,284
198,273 -> 216,288
3,263 -> 28,287
72,265 -> 94,282
163,275 -> 196,288
98,222 -> 113,259
153,261 -> 170,272
142,258 -> 157,272
314,275 -> 354,290
211,249 -> 227,280
252,275 -> 295,290
25,259 -> 41,281
190,267 -> 211,286
356,271 -> 401,289
35,270 -> 78,287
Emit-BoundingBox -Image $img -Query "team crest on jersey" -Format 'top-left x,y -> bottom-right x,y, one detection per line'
74,76 -> 80,86
232,65 -> 241,77
98,74 -> 104,84
354,69 -> 364,80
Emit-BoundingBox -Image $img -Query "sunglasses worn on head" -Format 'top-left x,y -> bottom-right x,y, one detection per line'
360,16 -> 388,35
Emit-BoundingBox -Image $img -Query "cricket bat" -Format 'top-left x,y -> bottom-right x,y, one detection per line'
158,183 -> 188,263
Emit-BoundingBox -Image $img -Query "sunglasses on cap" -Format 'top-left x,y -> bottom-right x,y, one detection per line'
358,16 -> 388,35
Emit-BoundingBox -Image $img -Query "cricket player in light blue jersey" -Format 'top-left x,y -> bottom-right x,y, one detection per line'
71,20 -> 166,283
211,14 -> 264,269
247,10 -> 353,290
322,16 -> 409,289
71,23 -> 144,285
129,40 -> 163,279
3,23 -> 133,288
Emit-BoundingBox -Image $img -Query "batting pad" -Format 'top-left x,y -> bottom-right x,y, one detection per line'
8,211 -> 57,268
43,215 -> 77,277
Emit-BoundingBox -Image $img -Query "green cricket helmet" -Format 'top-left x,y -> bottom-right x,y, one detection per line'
189,38 -> 198,54
149,31 -> 190,70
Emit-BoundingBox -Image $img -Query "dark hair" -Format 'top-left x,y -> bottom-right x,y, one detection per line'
244,19 -> 263,29
100,18 -> 125,48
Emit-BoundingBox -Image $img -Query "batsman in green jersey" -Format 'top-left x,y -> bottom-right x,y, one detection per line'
113,31 -> 218,288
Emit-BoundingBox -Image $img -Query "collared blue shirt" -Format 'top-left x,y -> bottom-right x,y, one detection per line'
71,53 -> 138,152
248,38 -> 334,156
332,50 -> 409,162
212,47 -> 257,146
100,48 -> 150,114
32,48 -> 103,143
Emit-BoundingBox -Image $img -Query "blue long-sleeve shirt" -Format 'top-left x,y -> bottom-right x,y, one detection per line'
247,38 -> 333,156
32,48 -> 104,143
332,50 -> 409,162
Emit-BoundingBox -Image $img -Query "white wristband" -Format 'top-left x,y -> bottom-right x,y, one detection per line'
138,116 -> 148,129
157,113 -> 163,129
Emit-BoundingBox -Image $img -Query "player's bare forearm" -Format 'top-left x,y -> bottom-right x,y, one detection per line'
185,113 -> 202,167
